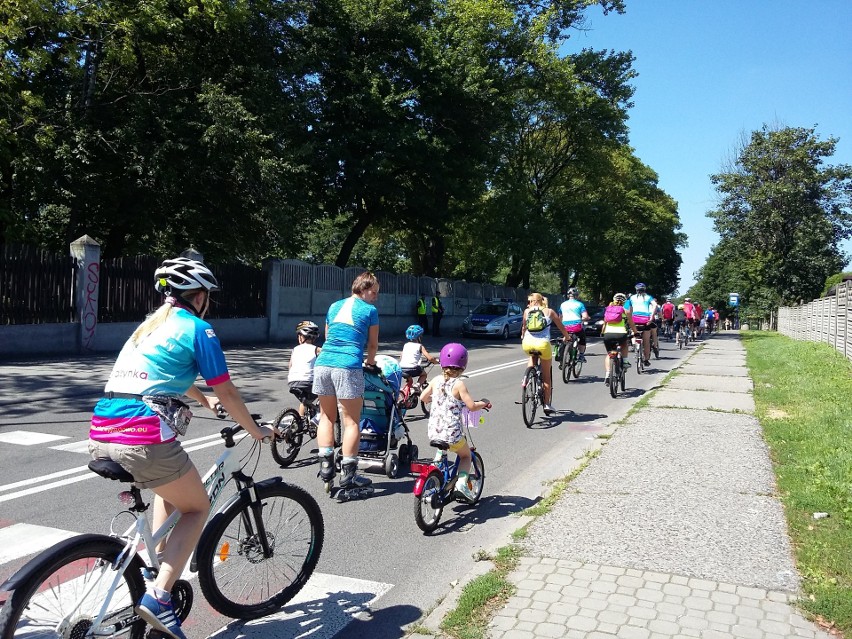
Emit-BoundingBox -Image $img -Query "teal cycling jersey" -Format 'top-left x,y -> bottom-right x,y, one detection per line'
559,299 -> 587,331
625,293 -> 656,325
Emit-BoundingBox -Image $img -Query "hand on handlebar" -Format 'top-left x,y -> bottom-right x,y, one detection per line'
480,398 -> 492,411
254,425 -> 275,443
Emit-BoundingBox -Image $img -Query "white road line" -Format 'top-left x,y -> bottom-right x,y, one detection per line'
0,430 -> 69,445
0,523 -> 78,564
50,440 -> 92,454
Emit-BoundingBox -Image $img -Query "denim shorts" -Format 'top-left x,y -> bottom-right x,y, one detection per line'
88,439 -> 193,489
312,366 -> 365,400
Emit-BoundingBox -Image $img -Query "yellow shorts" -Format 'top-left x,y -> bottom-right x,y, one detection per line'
522,335 -> 553,360
448,438 -> 469,453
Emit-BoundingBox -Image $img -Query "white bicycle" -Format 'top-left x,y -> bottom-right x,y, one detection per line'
0,412 -> 324,639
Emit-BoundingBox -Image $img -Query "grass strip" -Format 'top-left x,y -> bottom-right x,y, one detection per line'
742,332 -> 852,633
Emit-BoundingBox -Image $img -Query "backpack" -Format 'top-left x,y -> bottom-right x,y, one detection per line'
525,307 -> 547,333
604,305 -> 624,323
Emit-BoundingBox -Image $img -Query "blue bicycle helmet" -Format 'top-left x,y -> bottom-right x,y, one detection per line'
635,282 -> 647,292
406,324 -> 424,340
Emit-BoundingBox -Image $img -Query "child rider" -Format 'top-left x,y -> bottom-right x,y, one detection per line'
399,324 -> 439,388
288,321 -> 321,419
419,343 -> 491,501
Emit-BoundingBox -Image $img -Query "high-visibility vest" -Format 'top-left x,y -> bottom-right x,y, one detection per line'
431,297 -> 440,313
417,299 -> 426,315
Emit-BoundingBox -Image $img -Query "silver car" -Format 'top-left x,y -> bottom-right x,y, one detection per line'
461,300 -> 524,339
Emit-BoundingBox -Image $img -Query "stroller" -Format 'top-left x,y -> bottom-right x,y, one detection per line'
358,355 -> 419,478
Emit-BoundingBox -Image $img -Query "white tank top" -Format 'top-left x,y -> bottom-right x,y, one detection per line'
399,341 -> 423,369
288,343 -> 318,382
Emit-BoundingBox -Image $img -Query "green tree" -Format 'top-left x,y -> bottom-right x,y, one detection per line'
706,125 -> 852,309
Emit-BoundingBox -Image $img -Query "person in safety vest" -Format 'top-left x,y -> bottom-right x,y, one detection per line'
431,293 -> 444,337
416,296 -> 429,332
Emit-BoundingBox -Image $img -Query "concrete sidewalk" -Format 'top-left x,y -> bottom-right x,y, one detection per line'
425,333 -> 832,639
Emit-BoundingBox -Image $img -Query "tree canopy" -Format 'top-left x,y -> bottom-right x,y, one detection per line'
2,0 -> 683,298
691,125 -> 852,314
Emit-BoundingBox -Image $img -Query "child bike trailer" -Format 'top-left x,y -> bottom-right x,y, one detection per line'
359,355 -> 418,478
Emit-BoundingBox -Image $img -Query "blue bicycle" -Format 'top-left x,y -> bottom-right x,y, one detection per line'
411,404 -> 489,533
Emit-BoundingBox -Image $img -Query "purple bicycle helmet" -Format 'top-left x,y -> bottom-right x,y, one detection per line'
439,343 -> 468,370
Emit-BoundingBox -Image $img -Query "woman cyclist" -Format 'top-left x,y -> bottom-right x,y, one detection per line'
625,282 -> 658,366
601,292 -> 636,385
521,293 -> 571,415
89,257 -> 272,639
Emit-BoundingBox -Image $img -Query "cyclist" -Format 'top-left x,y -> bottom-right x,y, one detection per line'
682,297 -> 697,337
558,287 -> 590,365
399,324 -> 439,387
89,257 -> 272,639
288,321 -> 321,419
660,297 -> 675,339
624,283 -> 658,366
601,293 -> 635,385
674,303 -> 687,339
521,292 -> 571,415
419,343 -> 491,501
695,301 -> 704,337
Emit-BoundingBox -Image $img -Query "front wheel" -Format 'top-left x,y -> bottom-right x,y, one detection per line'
501,326 -> 509,340
270,409 -> 304,467
414,470 -> 445,533
572,351 -> 584,379
0,534 -> 146,639
521,367 -> 538,428
197,482 -> 324,619
468,452 -> 486,504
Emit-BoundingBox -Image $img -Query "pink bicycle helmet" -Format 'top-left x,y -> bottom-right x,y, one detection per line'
439,343 -> 468,370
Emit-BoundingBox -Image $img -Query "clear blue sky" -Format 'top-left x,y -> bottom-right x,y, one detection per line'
567,1 -> 852,294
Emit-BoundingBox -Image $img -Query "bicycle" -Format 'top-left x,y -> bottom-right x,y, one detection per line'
0,411 -> 325,639
676,322 -> 686,349
398,362 -> 434,417
633,332 -> 646,374
607,344 -> 627,398
411,403 -> 489,533
519,339 -> 559,427
559,333 -> 583,383
270,390 -> 344,468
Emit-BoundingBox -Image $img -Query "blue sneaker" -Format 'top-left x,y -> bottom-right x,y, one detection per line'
136,592 -> 187,639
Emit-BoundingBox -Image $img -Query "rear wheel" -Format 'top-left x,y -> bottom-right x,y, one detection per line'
270,409 -> 304,468
560,343 -> 571,383
572,348 -> 584,379
0,535 -> 146,639
620,363 -> 626,391
414,471 -> 445,533
521,367 -> 538,428
197,482 -> 324,619
609,359 -> 619,398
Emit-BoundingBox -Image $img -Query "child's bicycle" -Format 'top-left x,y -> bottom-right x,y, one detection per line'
398,362 -> 434,416
0,409 -> 324,639
270,390 -> 342,468
411,403 -> 490,534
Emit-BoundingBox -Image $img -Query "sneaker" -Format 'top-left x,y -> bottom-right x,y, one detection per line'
542,404 -> 556,416
136,593 -> 187,639
578,354 -> 587,363
643,359 -> 650,367
604,374 -> 610,385
623,360 -> 631,368
455,479 -> 476,502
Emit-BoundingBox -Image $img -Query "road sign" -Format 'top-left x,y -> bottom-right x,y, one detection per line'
729,293 -> 740,307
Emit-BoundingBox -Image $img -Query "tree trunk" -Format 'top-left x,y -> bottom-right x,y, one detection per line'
334,198 -> 377,268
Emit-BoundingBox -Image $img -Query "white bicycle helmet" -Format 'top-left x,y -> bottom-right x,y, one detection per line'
155,257 -> 219,293
297,320 -> 320,338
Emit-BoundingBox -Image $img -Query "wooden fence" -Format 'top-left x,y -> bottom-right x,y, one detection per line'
777,281 -> 852,363
1,244 -> 77,324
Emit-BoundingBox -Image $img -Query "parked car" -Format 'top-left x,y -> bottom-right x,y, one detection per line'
583,307 -> 606,337
461,299 -> 524,339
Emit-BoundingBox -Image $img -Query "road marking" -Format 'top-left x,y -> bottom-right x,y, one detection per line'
50,440 -> 92,453
209,573 -> 393,639
0,523 -> 77,565
0,430 -> 69,445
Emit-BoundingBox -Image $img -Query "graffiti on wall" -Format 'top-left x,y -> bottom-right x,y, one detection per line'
81,261 -> 100,349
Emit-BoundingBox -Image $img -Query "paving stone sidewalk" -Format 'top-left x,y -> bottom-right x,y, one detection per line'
483,333 -> 831,638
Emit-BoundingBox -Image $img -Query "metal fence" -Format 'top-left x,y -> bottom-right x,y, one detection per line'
777,281 -> 852,363
1,244 -> 77,324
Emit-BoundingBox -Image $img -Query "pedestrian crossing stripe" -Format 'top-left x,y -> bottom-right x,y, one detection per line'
0,523 -> 77,565
0,430 -> 70,446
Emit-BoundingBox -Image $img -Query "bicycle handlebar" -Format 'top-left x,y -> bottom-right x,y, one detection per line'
214,404 -> 271,443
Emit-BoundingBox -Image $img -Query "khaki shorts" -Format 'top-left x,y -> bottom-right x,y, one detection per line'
88,439 -> 194,489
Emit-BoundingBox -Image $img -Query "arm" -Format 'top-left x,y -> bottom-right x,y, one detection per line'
454,380 -> 491,411
185,385 -> 218,412
209,379 -> 271,441
520,309 -> 527,338
419,379 -> 434,404
420,345 -> 439,364
364,324 -> 379,366
550,309 -> 570,339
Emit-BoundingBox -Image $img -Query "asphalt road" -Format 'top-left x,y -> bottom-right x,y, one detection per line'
0,332 -> 694,638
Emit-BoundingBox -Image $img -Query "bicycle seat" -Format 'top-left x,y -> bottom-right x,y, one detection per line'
89,458 -> 135,483
429,439 -> 450,450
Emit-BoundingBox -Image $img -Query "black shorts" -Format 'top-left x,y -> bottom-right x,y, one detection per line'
634,322 -> 656,332
603,335 -> 629,352
401,366 -> 424,379
289,381 -> 317,405
566,331 -> 586,347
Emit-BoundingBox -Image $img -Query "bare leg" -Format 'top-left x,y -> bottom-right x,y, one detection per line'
316,395 -> 339,448
338,396 -> 364,457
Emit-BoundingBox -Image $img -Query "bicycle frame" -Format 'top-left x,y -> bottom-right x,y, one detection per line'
411,421 -> 477,500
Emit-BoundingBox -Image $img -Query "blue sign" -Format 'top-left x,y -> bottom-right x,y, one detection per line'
729,293 -> 740,307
